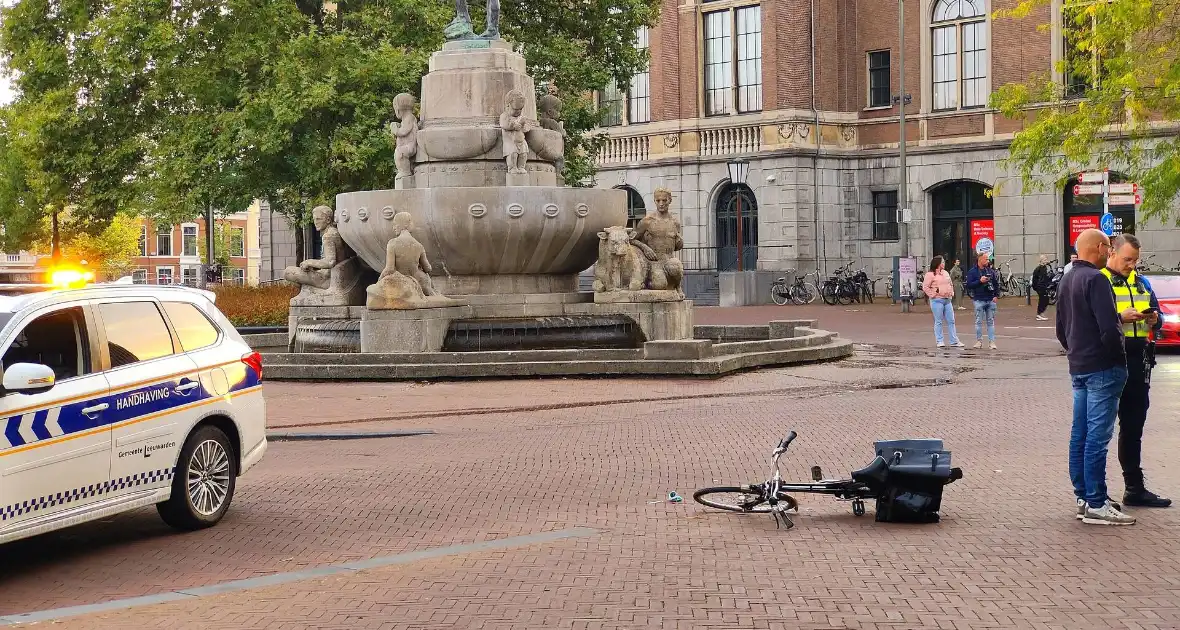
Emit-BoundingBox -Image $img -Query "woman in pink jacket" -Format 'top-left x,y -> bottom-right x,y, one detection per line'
922,256 -> 964,348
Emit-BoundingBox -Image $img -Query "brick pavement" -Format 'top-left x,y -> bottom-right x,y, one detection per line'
1,349 -> 1177,628
696,299 -> 1064,357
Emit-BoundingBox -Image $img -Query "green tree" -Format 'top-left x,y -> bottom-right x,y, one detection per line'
991,0 -> 1180,224
1,0 -> 658,252
29,211 -> 141,280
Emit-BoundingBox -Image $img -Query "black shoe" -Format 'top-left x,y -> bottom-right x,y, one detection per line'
1123,488 -> 1172,508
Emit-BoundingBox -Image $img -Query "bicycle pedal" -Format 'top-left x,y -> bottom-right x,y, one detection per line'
811,465 -> 823,482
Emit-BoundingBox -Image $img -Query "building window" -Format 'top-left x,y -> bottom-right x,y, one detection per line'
598,27 -> 652,126
132,269 -> 147,284
597,82 -> 624,127
182,225 -> 198,257
156,225 -> 173,256
182,266 -> 198,286
617,186 -> 646,229
629,27 -> 651,124
1062,2 -> 1118,97
157,267 -> 174,285
704,5 -> 763,116
872,191 -> 899,241
868,51 -> 891,108
931,0 -> 987,111
227,267 -> 246,285
138,225 -> 148,256
229,226 -> 245,257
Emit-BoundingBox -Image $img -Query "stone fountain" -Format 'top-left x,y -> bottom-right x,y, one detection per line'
285,29 -> 694,355
271,13 -> 852,374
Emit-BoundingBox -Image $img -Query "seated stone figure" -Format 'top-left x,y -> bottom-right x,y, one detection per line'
631,187 -> 685,295
284,206 -> 366,306
366,212 -> 464,310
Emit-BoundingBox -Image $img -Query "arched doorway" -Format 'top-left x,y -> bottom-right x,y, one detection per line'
1062,173 -> 1136,259
716,183 -> 758,271
930,180 -> 994,268
614,185 -> 646,228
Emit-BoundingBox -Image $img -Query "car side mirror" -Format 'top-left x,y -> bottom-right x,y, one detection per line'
2,363 -> 56,395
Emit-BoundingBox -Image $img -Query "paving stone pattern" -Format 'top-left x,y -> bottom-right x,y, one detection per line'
2,352 -> 1178,628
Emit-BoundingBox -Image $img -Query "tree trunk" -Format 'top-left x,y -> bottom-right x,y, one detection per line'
51,207 -> 61,262
294,217 -> 305,265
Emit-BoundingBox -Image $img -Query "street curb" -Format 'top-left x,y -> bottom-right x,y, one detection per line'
266,430 -> 435,441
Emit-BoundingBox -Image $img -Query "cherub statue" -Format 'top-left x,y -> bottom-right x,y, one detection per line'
500,90 -> 534,175
388,93 -> 418,185
538,85 -> 564,134
537,85 -> 565,178
283,205 -> 365,305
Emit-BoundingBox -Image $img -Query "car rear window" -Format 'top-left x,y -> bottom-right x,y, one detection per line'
162,301 -> 221,352
1145,275 -> 1180,300
98,302 -> 176,368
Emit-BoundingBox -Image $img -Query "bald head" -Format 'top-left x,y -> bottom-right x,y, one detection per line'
1075,228 -> 1111,267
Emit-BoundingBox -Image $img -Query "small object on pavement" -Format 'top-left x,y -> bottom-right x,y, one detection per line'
667,491 -> 683,503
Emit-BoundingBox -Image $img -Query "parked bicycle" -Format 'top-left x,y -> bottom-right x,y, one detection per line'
770,271 -> 815,306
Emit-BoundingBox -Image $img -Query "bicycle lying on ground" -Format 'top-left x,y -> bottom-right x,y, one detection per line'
693,431 -> 963,529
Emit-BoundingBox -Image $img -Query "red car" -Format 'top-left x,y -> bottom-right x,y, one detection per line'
1142,271 -> 1180,348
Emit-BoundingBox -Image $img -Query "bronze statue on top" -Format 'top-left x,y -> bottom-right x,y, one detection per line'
446,0 -> 500,40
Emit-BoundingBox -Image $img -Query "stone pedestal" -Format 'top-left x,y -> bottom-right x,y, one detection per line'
361,306 -> 474,353
288,306 -> 364,350
594,290 -> 684,304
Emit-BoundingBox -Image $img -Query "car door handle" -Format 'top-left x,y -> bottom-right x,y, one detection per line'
174,382 -> 200,395
81,403 -> 109,417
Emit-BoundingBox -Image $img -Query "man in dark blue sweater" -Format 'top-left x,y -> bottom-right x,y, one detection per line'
1056,228 -> 1139,525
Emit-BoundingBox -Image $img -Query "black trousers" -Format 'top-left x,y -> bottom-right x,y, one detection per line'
1118,344 -> 1151,489
1035,291 -> 1050,315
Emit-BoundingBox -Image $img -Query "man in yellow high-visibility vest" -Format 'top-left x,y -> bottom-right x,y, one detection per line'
1103,233 -> 1170,509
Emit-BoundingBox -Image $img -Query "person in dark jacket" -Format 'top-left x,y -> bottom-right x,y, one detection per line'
1031,255 -> 1053,320
1103,234 -> 1170,508
1056,228 -> 1138,526
964,253 -> 1001,349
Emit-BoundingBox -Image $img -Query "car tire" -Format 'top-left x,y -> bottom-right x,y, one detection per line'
158,425 -> 238,531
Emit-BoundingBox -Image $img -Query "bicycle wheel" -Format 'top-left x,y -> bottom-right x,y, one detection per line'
693,487 -> 799,513
820,282 -> 838,305
771,284 -> 790,306
837,283 -> 856,305
791,283 -> 813,306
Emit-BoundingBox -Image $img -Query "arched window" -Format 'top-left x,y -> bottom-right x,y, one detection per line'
931,0 -> 988,111
715,184 -> 758,271
615,186 -> 647,228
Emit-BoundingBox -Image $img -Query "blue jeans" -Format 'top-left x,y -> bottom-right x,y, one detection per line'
1069,366 -> 1128,508
973,300 -> 996,341
930,298 -> 960,345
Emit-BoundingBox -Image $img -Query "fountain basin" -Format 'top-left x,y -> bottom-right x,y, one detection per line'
335,187 -> 626,287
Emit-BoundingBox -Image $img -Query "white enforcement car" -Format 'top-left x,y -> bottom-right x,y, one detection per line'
0,280 -> 266,545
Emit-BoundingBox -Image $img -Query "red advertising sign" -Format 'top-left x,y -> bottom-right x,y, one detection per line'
1069,215 -> 1100,247
970,219 -> 995,256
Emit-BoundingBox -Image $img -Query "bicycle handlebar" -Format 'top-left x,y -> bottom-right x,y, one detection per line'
779,431 -> 797,450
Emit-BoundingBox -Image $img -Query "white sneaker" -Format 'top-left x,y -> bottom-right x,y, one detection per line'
1082,501 -> 1136,526
973,341 -> 982,349
1076,498 -> 1086,520
989,342 -> 998,350
937,342 -> 945,348
1036,315 -> 1048,321
952,341 -> 965,348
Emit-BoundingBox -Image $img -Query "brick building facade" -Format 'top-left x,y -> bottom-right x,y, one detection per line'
594,0 -> 1180,296
129,203 -> 262,286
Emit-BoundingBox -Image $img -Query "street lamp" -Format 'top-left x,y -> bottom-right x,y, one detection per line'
727,158 -> 750,272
